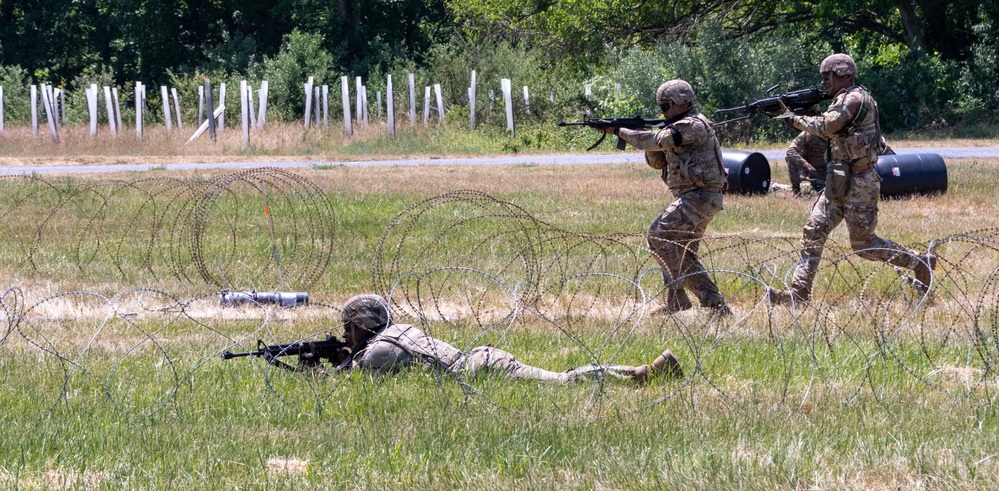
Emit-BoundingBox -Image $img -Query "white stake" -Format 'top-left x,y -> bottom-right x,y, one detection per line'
247,84 -> 256,130
240,80 -> 249,148
216,82 -> 226,132
355,76 -> 363,126
30,85 -> 38,136
186,105 -> 225,143
135,82 -> 143,141
501,78 -> 514,137
88,84 -> 98,136
313,86 -> 320,126
112,87 -> 122,130
341,75 -> 352,137
322,84 -> 329,127
469,70 -> 477,130
408,73 -> 415,126
103,86 -> 117,135
434,84 -> 444,124
40,84 -> 59,142
304,76 -> 313,128
172,88 -> 183,129
257,81 -> 268,128
386,74 -> 394,137
161,86 -> 172,132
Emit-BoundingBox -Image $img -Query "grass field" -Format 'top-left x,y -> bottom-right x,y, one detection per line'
1,132 -> 999,489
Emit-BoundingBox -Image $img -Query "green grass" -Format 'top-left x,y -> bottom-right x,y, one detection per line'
2,158 -> 999,489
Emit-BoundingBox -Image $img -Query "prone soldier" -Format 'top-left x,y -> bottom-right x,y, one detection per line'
334,295 -> 683,384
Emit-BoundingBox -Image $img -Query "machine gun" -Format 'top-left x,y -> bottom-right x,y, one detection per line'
221,335 -> 348,371
714,85 -> 831,125
556,116 -> 668,151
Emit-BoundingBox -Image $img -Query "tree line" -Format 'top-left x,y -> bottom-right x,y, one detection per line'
1,0 -> 996,137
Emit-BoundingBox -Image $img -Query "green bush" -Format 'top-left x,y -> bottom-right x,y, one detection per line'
0,64 -> 31,124
260,30 -> 339,122
594,23 -> 827,144
957,13 -> 999,125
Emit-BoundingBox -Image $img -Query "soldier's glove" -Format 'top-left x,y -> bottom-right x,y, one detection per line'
766,100 -> 794,119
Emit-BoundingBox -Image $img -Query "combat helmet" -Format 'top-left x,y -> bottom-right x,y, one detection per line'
820,53 -> 857,76
656,80 -> 696,105
341,294 -> 390,334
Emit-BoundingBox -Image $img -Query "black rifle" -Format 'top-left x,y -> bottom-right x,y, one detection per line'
714,85 -> 831,125
556,116 -> 667,151
221,335 -> 347,371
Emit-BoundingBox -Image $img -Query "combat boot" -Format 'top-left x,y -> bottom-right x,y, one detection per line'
633,350 -> 684,385
649,289 -> 693,316
912,253 -> 938,292
713,303 -> 733,317
766,285 -> 810,306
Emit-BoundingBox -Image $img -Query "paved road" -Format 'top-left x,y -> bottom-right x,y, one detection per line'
1,146 -> 997,176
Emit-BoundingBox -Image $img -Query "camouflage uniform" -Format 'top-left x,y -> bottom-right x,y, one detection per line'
347,322 -> 648,382
785,131 -> 828,194
339,296 -> 658,382
623,107 -> 729,310
787,85 -> 925,295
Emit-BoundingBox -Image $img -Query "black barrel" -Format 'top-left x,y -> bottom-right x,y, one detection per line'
722,150 -> 771,195
874,153 -> 947,198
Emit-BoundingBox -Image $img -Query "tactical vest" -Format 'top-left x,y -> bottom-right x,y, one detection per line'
828,86 -> 882,163
658,111 -> 728,197
355,324 -> 464,371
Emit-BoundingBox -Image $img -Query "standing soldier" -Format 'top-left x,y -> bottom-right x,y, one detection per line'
767,53 -> 936,305
593,80 -> 731,315
785,131 -> 828,196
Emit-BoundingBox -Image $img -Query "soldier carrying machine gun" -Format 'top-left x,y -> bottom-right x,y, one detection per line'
713,85 -> 832,125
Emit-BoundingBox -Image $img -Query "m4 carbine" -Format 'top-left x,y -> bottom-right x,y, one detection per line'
714,85 -> 831,125
556,116 -> 667,151
221,335 -> 348,371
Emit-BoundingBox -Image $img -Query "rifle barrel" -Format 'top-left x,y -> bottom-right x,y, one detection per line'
221,350 -> 262,360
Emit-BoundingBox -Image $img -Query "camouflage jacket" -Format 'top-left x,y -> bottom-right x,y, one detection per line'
791,85 -> 883,165
625,109 -> 728,197
350,323 -> 463,372
786,131 -> 828,171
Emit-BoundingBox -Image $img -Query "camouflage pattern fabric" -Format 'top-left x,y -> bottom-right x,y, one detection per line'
623,109 -> 727,307
792,86 -> 882,164
785,131 -> 828,192
786,83 -> 924,293
352,324 -> 642,383
626,110 -> 728,197
647,189 -> 725,308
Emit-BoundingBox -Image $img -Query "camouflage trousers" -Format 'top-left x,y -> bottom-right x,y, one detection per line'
791,167 -> 923,293
458,346 -> 641,383
648,189 -> 725,307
